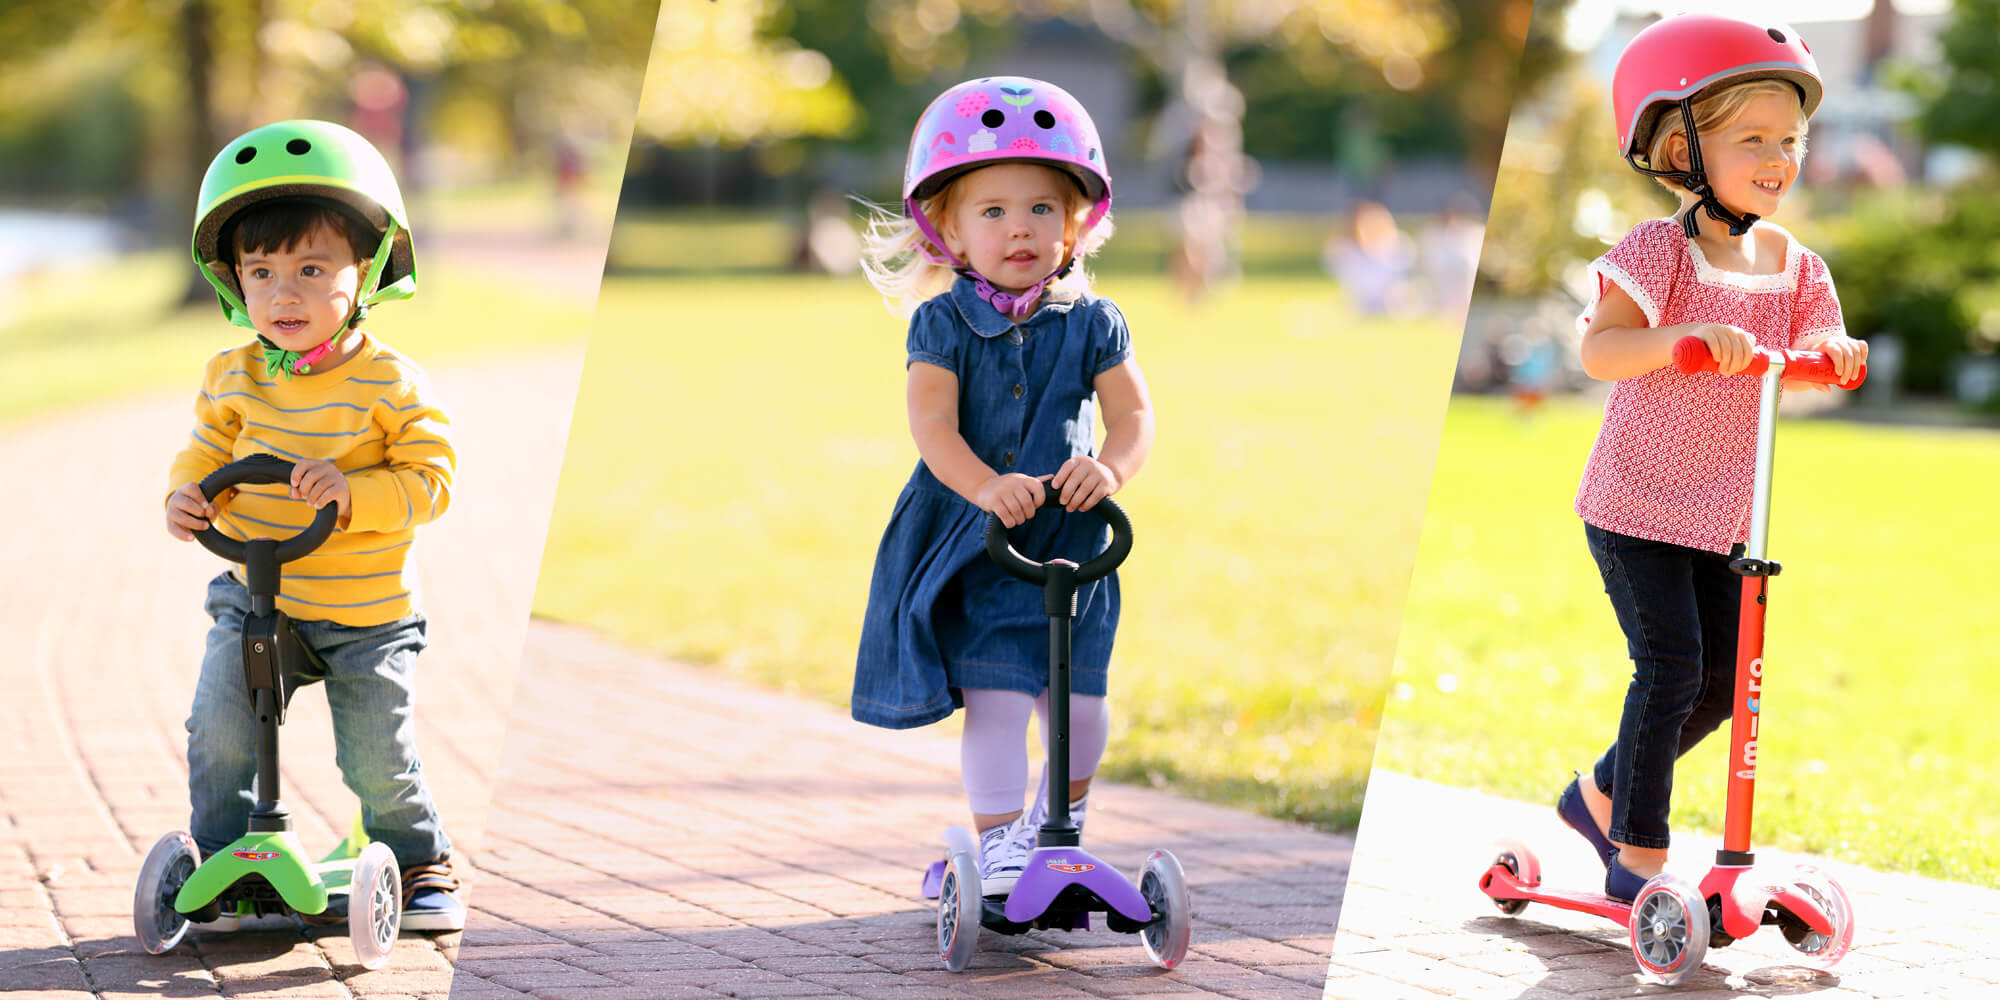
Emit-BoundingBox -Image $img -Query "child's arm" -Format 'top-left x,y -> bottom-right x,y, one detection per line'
907,361 -> 1044,528
1052,359 -> 1154,512
340,381 -> 454,533
165,366 -> 240,540
1580,283 -> 1758,381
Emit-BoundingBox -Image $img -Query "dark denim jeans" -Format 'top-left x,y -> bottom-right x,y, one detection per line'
1583,523 -> 1744,849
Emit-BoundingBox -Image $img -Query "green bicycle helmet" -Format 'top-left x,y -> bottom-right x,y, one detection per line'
192,120 -> 416,371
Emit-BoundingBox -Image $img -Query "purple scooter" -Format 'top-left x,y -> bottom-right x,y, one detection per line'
920,485 -> 1192,971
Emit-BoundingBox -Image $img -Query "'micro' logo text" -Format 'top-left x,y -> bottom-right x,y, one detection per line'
1735,657 -> 1763,780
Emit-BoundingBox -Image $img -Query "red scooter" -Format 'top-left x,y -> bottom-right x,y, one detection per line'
1478,338 -> 1864,984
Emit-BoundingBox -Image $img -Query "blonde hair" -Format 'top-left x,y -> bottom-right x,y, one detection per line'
859,165 -> 1113,317
1642,79 -> 1809,195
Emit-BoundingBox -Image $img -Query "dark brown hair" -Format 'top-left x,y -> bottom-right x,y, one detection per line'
225,198 -> 379,266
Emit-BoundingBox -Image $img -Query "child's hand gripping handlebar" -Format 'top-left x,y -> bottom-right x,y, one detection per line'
984,482 -> 1133,585
1672,336 -> 1868,389
194,454 -> 340,564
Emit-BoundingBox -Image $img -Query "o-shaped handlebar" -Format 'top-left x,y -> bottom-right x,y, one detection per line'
984,482 -> 1133,585
194,454 -> 340,565
1672,336 -> 1867,389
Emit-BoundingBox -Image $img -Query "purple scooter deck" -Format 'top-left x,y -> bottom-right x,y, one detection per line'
1004,845 -> 1153,925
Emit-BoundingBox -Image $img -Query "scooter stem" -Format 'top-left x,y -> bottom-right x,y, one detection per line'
1720,362 -> 1785,862
1040,560 -> 1081,848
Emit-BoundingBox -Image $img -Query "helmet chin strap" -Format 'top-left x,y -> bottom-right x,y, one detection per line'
958,261 -> 1073,322
1628,97 -> 1759,239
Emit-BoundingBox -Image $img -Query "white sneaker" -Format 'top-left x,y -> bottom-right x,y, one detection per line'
977,816 -> 1035,898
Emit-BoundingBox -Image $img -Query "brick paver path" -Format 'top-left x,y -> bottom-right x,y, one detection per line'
0,350 -> 580,999
1325,770 -> 2000,998
447,621 -> 1353,999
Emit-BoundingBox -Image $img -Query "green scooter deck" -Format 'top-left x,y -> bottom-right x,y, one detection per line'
174,817 -> 370,916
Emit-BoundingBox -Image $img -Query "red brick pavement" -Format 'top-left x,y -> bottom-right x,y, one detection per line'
446,621 -> 1352,999
1325,771 -> 2000,998
0,350 -> 580,999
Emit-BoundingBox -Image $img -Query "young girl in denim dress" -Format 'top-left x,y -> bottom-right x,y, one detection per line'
1556,15 -> 1867,902
854,77 -> 1156,898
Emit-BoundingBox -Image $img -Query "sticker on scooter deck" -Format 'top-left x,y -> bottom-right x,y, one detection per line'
1003,847 -> 1151,925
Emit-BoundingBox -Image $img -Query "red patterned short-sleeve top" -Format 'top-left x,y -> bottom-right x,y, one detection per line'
1575,219 -> 1845,554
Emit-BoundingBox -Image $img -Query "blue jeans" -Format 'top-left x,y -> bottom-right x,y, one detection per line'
1584,524 -> 1742,850
186,572 -> 450,867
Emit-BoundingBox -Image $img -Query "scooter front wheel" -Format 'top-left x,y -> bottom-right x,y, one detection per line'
937,849 -> 980,971
1139,849 -> 1192,970
1777,865 -> 1855,970
134,832 -> 200,954
1629,874 -> 1709,985
350,842 -> 401,970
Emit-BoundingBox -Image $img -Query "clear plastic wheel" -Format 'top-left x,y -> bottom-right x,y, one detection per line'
937,849 -> 980,972
134,832 -> 199,955
1629,873 -> 1710,985
1485,843 -> 1538,915
349,842 -> 401,970
1138,849 -> 1192,970
1777,864 -> 1855,970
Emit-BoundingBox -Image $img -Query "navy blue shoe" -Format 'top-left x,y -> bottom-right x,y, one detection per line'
399,857 -> 465,932
1606,853 -> 1649,904
1557,773 -> 1616,868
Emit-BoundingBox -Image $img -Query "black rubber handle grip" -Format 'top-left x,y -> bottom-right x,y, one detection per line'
193,454 -> 340,565
984,482 -> 1132,585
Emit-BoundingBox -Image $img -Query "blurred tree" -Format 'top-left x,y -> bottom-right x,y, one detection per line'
3,0 -> 658,305
1,0 -> 658,207
1908,0 -> 2000,157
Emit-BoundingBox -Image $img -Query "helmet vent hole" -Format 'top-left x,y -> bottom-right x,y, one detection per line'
982,109 -> 1005,129
234,146 -> 257,164
286,138 -> 312,155
1034,110 -> 1055,129
1767,28 -> 1786,43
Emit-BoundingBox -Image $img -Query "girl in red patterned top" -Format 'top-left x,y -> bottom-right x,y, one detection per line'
1555,14 -> 1868,903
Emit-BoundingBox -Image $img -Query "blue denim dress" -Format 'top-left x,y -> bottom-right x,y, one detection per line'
852,277 -> 1133,729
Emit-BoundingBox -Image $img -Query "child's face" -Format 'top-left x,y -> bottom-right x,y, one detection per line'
235,224 -> 365,350
1682,90 -> 1805,222
939,163 -> 1075,294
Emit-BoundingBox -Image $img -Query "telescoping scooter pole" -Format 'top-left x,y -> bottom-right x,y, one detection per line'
1669,339 -> 1865,864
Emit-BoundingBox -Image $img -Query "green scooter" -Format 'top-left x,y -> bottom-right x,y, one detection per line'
134,454 -> 402,968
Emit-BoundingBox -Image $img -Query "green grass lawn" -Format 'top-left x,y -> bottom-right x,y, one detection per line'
532,273 -> 1460,830
1377,395 -> 2000,886
0,250 -> 590,427
607,209 -> 1336,277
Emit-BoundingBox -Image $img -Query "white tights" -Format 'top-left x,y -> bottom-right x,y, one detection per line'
959,688 -> 1110,816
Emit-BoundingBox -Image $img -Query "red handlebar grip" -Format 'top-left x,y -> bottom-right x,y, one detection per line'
1671,336 -> 1866,389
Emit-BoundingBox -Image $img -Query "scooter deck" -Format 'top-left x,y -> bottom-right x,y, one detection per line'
1481,862 -> 1633,923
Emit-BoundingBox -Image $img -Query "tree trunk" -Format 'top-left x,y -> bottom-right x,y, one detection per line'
181,0 -> 222,305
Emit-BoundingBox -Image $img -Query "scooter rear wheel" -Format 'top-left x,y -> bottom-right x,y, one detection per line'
134,832 -> 200,954
1777,864 -> 1854,970
1487,846 -> 1535,915
1139,849 -> 1192,969
1629,874 -> 1709,985
350,842 -> 401,970
937,849 -> 980,971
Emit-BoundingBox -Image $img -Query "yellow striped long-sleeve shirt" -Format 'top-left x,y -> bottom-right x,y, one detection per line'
167,334 -> 453,626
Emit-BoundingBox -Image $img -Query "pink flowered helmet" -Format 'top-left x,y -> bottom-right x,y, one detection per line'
903,76 -> 1112,276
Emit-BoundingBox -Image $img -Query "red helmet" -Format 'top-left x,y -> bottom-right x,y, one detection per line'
1612,14 -> 1822,163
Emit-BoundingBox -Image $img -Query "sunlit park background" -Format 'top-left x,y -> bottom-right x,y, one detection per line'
530,0 -> 1542,832
0,1 -> 660,426
1376,0 -> 2000,887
